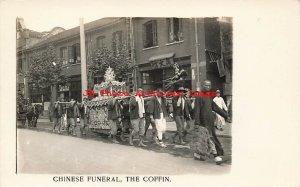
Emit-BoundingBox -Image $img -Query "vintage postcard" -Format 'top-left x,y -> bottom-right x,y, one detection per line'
16,16 -> 233,175
1,0 -> 300,187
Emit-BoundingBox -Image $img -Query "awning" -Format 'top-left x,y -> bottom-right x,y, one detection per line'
205,49 -> 220,63
149,52 -> 175,62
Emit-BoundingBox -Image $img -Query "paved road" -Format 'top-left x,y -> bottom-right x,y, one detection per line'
17,129 -> 230,175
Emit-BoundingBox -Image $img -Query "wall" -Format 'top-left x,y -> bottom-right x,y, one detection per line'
134,18 -> 193,64
133,18 -> 199,90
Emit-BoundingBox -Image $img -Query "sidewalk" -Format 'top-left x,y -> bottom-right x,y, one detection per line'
164,121 -> 231,138
35,118 -> 232,138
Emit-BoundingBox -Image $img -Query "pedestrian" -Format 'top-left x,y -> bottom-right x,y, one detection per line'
182,88 -> 194,141
107,94 -> 122,144
26,98 -> 38,127
60,98 -> 67,131
17,93 -> 27,127
66,99 -> 80,136
129,88 -> 147,147
79,97 -> 90,135
52,97 -> 63,134
170,87 -> 186,145
146,88 -> 168,148
191,80 -> 228,165
119,100 -> 130,142
213,90 -> 228,131
144,99 -> 159,144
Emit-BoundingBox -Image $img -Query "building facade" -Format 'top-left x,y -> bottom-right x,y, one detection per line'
133,17 -> 231,92
20,17 -> 232,108
17,18 -> 65,102
22,18 -> 130,103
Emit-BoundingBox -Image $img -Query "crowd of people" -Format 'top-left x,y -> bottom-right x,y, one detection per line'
38,80 -> 230,165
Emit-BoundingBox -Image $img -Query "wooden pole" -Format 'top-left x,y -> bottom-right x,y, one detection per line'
80,18 -> 88,102
195,18 -> 200,91
194,18 -> 201,91
130,18 -> 137,91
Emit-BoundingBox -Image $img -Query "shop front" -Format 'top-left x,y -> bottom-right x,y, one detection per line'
139,54 -> 192,91
58,76 -> 82,102
58,84 -> 70,101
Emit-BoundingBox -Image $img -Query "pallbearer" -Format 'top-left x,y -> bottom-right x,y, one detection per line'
144,99 -> 159,144
146,88 -> 168,148
52,97 -> 63,134
107,93 -> 122,144
182,88 -> 194,141
66,99 -> 80,136
79,97 -> 90,135
170,87 -> 186,145
191,80 -> 228,165
119,99 -> 131,142
129,88 -> 146,147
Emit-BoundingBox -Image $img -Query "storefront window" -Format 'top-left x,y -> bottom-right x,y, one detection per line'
141,63 -> 192,91
70,80 -> 82,102
142,72 -> 150,84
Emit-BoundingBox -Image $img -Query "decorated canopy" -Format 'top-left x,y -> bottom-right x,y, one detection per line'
88,66 -> 127,107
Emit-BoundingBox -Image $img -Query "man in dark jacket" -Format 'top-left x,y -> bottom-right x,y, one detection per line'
107,95 -> 122,144
79,97 -> 90,135
182,88 -> 194,141
129,88 -> 146,147
66,99 -> 80,136
146,88 -> 169,148
120,100 -> 131,142
170,87 -> 186,145
144,99 -> 159,144
52,97 -> 63,133
192,80 -> 228,164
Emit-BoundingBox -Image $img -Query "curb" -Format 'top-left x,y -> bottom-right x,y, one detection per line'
31,122 -> 232,139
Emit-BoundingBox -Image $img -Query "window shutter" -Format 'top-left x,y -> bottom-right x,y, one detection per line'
167,18 -> 171,42
153,20 -> 157,46
170,18 -> 174,42
68,46 -> 73,63
142,24 -> 146,48
179,18 -> 183,40
96,38 -> 100,49
60,48 -> 63,59
76,44 -> 81,62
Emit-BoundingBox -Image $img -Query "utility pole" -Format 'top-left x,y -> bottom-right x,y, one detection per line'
194,18 -> 201,91
79,18 -> 88,102
129,17 -> 137,91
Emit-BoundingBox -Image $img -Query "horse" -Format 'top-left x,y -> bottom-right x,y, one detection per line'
26,104 -> 41,127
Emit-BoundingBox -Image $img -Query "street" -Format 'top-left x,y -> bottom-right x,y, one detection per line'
17,128 -> 230,174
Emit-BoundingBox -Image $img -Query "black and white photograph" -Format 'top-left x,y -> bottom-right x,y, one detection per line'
1,0 -> 300,187
16,17 -> 233,174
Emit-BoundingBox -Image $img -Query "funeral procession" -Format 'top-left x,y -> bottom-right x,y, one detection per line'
16,17 -> 233,174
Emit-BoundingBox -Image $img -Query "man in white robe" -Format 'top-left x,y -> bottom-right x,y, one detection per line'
213,90 -> 228,131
